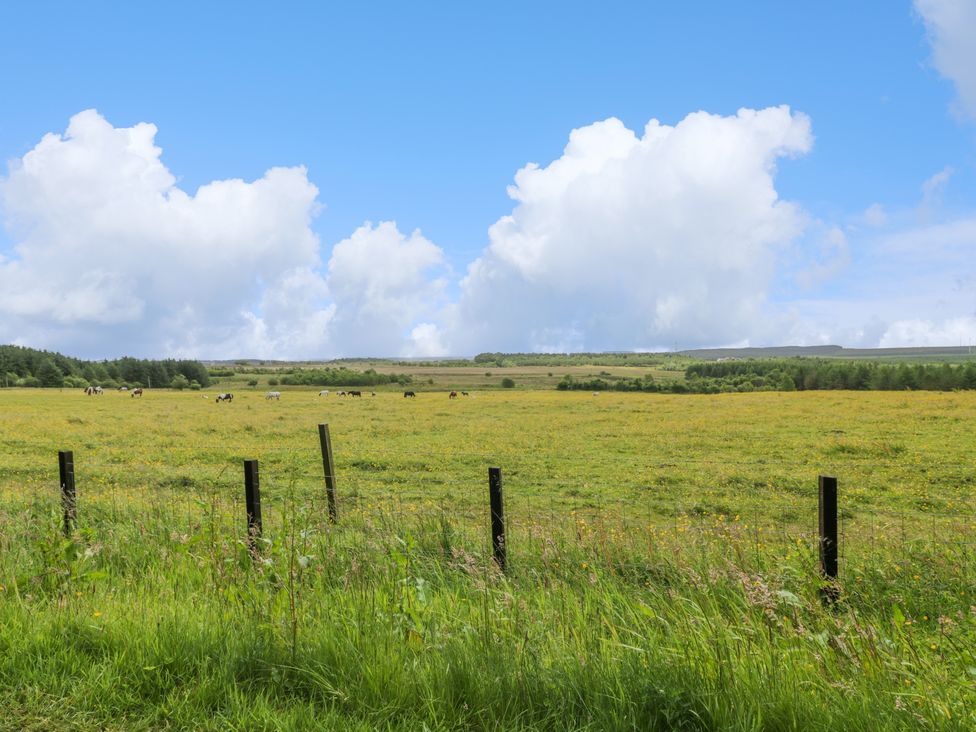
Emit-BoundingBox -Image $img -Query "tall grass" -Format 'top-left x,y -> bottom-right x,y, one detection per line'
0,479 -> 973,731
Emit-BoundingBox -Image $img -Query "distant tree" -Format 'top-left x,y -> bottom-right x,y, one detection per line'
36,359 -> 64,387
170,374 -> 190,390
501,377 -> 516,388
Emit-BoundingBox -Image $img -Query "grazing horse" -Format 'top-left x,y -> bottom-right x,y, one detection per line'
216,393 -> 234,403
371,392 -> 376,397
403,391 -> 416,398
318,390 -> 329,397
348,390 -> 362,397
94,386 -> 103,395
337,390 -> 346,397
84,386 -> 94,395
131,388 -> 144,398
118,386 -> 128,391
461,391 -> 469,396
265,391 -> 281,400
449,391 -> 458,399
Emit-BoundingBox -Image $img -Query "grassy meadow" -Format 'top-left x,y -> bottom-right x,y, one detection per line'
1,387 -> 975,730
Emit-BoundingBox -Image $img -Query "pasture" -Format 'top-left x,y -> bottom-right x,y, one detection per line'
1,388 -> 975,730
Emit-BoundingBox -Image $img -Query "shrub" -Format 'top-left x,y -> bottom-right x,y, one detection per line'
170,374 -> 189,390
189,381 -> 201,390
268,378 -> 279,386
247,379 -> 258,387
501,377 -> 515,388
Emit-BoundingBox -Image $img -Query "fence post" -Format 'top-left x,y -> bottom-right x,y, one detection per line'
488,467 -> 507,572
244,459 -> 262,555
818,475 -> 839,603
59,450 -> 76,536
318,424 -> 338,523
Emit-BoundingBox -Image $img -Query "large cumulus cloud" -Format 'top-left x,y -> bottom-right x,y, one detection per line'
446,107 -> 813,352
0,110 -> 447,358
325,221 -> 448,357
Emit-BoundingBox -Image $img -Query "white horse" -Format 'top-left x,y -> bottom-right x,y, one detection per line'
318,390 -> 329,397
265,391 -> 281,400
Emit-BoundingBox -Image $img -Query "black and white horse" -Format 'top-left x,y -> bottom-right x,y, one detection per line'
216,393 -> 234,403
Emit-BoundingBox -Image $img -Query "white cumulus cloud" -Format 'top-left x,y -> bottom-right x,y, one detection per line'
324,221 -> 448,357
880,316 -> 976,347
0,110 -> 450,359
916,0 -> 976,118
446,106 -> 813,352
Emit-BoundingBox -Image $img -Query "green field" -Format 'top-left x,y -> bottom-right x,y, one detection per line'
1,388 -> 975,730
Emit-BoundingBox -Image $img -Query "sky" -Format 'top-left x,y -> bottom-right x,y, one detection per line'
1,0 -> 975,359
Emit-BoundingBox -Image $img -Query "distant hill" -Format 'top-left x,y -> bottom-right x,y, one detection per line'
676,345 -> 976,361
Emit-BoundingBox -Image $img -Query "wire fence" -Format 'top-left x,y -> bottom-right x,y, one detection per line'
2,428 -> 975,592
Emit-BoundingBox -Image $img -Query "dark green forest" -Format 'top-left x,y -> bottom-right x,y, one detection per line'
0,345 -> 211,389
557,358 -> 976,393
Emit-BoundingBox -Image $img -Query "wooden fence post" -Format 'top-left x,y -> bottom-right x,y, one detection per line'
818,475 -> 839,603
488,467 -> 507,572
318,424 -> 338,523
59,450 -> 76,536
244,459 -> 262,554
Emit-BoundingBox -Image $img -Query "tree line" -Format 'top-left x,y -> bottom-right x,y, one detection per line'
0,345 -> 211,389
557,359 -> 976,393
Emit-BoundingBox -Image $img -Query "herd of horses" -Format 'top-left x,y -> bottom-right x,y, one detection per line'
82,387 -> 472,401
84,386 -> 142,397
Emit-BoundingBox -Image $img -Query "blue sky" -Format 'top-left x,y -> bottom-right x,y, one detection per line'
1,1 -> 975,357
